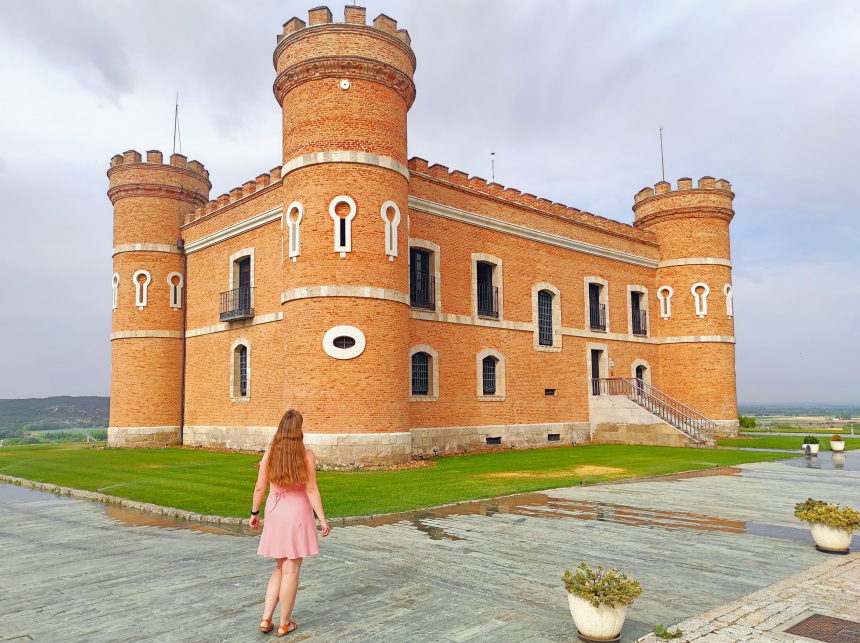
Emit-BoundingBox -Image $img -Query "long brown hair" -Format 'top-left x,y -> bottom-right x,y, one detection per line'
267,410 -> 308,486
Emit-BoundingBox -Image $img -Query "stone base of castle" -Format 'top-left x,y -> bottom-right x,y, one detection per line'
108,426 -> 181,448
714,419 -> 740,438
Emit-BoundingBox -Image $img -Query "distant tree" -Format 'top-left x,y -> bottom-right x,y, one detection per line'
738,415 -> 756,429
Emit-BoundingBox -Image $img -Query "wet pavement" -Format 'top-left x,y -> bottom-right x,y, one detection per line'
1,452 -> 858,642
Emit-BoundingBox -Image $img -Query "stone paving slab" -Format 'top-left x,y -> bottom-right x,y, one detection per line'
1,454 -> 858,641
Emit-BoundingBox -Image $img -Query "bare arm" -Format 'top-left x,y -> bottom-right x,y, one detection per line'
249,451 -> 269,529
304,450 -> 330,536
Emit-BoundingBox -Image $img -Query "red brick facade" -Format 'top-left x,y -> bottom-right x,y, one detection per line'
107,6 -> 738,462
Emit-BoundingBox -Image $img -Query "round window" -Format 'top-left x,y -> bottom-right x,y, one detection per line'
333,336 -> 356,349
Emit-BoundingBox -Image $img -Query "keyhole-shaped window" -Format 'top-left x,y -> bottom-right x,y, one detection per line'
329,195 -> 356,257
112,273 -> 120,311
691,282 -> 710,318
380,200 -> 401,260
167,272 -> 183,310
286,201 -> 303,262
133,270 -> 151,310
723,283 -> 733,318
657,286 -> 674,319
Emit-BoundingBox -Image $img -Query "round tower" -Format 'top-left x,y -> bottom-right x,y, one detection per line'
107,150 -> 210,447
273,6 -> 416,464
632,176 -> 738,437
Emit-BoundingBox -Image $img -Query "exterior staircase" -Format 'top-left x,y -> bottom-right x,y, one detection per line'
590,378 -> 718,447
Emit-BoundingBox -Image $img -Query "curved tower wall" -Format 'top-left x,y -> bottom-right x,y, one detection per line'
108,150 -> 210,447
274,7 -> 416,464
632,177 -> 738,436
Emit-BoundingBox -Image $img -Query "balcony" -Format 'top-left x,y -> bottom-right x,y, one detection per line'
589,303 -> 606,332
477,283 -> 499,318
220,286 -> 254,322
410,275 -> 435,310
632,309 -> 648,336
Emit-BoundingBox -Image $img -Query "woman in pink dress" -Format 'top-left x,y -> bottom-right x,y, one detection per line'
250,409 -> 330,636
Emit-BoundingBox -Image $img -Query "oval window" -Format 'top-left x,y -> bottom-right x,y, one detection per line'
333,336 -> 356,349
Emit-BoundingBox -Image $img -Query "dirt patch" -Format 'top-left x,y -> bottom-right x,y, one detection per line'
479,465 -> 626,480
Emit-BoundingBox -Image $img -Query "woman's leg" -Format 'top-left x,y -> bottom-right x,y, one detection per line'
278,557 -> 303,629
262,559 -> 285,623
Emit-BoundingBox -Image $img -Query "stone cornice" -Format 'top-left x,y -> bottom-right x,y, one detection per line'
658,257 -> 732,269
112,243 -> 180,257
282,285 -> 409,306
274,55 -> 415,107
107,183 -> 209,207
106,163 -> 211,190
184,206 -> 283,254
273,23 -> 417,75
282,150 -> 409,180
635,206 -> 735,229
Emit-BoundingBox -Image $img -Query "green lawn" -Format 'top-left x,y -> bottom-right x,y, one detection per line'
0,443 -> 797,518
718,436 -> 860,451
743,426 -> 853,433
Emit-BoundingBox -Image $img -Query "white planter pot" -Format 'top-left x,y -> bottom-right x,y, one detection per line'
830,440 -> 845,452
567,594 -> 627,641
803,443 -> 819,455
809,522 -> 852,552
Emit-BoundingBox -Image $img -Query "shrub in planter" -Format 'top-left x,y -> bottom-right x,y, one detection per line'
830,435 -> 845,452
802,435 -> 820,454
794,499 -> 860,552
563,563 -> 642,641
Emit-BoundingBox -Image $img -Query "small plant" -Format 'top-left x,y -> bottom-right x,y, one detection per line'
653,624 -> 683,639
802,436 -> 819,444
794,499 -> 860,532
562,563 -> 642,608
831,435 -> 844,441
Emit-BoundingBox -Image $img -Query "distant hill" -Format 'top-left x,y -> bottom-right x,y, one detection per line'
0,396 -> 110,429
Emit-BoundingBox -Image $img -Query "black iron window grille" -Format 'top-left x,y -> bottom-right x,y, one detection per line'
589,303 -> 606,332
410,249 -> 435,310
411,352 -> 429,396
238,345 -> 248,397
538,290 -> 553,345
477,284 -> 499,318
632,309 -> 647,336
220,286 -> 254,322
482,356 -> 496,395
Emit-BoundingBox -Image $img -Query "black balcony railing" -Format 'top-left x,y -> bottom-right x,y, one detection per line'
632,309 -> 647,336
477,283 -> 499,318
220,286 -> 254,322
410,275 -> 435,310
589,303 -> 606,331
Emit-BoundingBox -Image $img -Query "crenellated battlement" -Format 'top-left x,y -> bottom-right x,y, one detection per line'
276,6 -> 411,47
633,176 -> 732,204
408,157 -> 656,242
108,149 -> 210,182
183,165 -> 283,226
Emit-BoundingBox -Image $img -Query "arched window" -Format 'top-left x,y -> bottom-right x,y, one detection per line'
723,283 -> 733,318
411,352 -> 429,396
482,356 -> 497,395
691,282 -> 710,318
538,290 -> 553,346
166,272 -> 183,310
286,201 -> 303,262
380,200 -> 401,260
111,273 -> 120,311
231,339 -> 251,400
477,349 -> 505,400
329,195 -> 356,257
132,270 -> 151,310
238,346 -> 248,397
657,286 -> 674,319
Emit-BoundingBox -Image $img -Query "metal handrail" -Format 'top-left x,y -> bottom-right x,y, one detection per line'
591,377 -> 718,442
410,275 -> 435,310
632,310 -> 647,336
219,286 -> 254,321
477,284 -> 499,318
589,303 -> 606,331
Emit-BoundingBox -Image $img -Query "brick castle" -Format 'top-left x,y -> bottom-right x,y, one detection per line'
107,5 -> 739,464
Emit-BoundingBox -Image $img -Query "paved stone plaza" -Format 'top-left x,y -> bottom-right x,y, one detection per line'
1,452 -> 857,642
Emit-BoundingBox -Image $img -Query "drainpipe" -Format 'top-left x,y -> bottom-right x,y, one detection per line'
178,237 -> 187,446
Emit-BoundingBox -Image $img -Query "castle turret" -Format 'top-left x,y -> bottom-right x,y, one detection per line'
107,150 -> 210,447
274,6 -> 416,464
633,177 -> 738,437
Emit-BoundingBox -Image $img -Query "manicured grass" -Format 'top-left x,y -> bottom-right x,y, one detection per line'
718,436 -> 860,451
0,443 -> 797,518
743,426 -> 851,433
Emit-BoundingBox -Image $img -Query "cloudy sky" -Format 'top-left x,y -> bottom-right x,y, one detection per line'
0,0 -> 857,404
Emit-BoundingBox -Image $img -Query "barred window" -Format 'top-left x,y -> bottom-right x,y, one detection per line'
538,290 -> 553,345
482,356 -> 496,395
411,352 -> 429,396
238,345 -> 248,397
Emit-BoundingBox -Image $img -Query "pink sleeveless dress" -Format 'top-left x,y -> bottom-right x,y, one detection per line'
257,481 -> 319,559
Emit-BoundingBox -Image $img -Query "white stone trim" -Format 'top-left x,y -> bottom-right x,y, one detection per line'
303,432 -> 412,466
585,342 -> 609,394
471,252 -> 504,320
230,337 -> 251,401
532,283 -> 562,352
658,257 -> 732,268
184,206 -> 283,254
381,200 -> 401,260
661,335 -> 735,344
657,285 -> 674,319
691,282 -> 710,318
408,239 -> 441,313
281,285 -> 409,306
228,247 -> 255,311
185,312 -> 282,338
631,358 -> 652,385
723,283 -> 734,318
409,196 -> 658,269
626,284 -> 649,337
111,273 -> 120,311
409,344 -> 439,401
112,243 -> 180,256
286,201 -> 303,261
282,151 -> 410,181
110,330 -> 183,340
329,195 -> 356,257
166,272 -> 183,310
477,348 -> 506,401
584,276 -> 609,332
132,270 -> 151,309
323,325 -> 366,360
